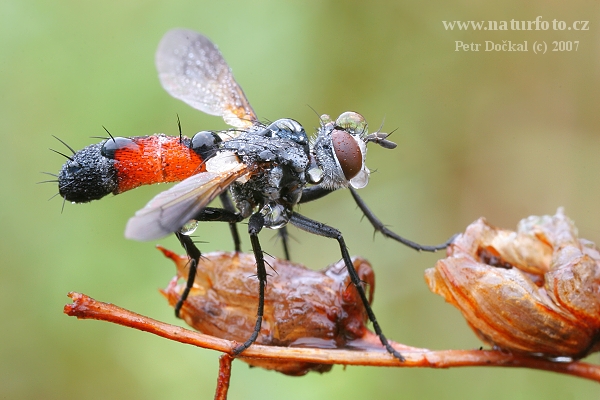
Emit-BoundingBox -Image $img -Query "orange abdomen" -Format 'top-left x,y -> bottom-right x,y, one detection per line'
110,135 -> 206,193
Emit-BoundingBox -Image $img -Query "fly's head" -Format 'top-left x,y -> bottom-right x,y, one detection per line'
309,111 -> 397,190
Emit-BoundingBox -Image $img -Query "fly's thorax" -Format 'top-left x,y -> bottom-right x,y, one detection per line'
254,118 -> 310,158
229,161 -> 305,223
224,124 -> 310,173
223,127 -> 310,225
222,126 -> 310,202
310,112 -> 370,190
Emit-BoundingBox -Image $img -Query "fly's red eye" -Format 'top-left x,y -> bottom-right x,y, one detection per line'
332,130 -> 362,180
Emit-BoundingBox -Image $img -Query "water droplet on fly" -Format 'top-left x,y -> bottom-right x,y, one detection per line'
101,137 -> 139,159
180,220 -> 199,235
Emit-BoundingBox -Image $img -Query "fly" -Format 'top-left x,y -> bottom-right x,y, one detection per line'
55,29 -> 455,361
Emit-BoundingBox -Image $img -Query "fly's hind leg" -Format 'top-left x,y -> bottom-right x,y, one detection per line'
173,207 -> 242,318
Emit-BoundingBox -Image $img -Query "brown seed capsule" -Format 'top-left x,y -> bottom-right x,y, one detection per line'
159,249 -> 376,375
425,208 -> 600,360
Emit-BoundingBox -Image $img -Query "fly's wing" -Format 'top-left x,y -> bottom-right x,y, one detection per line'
125,162 -> 248,241
156,29 -> 257,130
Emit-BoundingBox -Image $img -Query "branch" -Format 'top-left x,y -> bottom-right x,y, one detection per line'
64,292 -> 600,383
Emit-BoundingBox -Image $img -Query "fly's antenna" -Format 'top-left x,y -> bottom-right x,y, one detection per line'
306,104 -> 325,127
365,118 -> 397,149
373,116 -> 386,135
365,131 -> 397,149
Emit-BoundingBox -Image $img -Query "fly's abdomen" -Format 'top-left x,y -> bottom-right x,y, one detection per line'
58,134 -> 206,203
109,135 -> 205,193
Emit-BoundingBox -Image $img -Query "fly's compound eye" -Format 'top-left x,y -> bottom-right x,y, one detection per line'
332,129 -> 363,181
335,112 -> 368,136
190,131 -> 222,158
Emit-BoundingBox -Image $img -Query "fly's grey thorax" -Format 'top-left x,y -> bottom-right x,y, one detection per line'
223,129 -> 310,228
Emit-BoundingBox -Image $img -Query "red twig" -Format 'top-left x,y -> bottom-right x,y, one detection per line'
215,354 -> 233,400
64,292 -> 600,383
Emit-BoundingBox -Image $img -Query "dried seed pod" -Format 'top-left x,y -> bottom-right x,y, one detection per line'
425,208 -> 600,359
159,248 -> 376,375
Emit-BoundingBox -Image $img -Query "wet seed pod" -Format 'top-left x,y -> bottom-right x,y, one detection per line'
159,248 -> 375,376
425,208 -> 600,359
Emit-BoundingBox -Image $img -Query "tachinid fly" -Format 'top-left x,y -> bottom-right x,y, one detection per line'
55,29 -> 454,361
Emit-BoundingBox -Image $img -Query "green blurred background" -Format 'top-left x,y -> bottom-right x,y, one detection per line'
2,0 -> 599,398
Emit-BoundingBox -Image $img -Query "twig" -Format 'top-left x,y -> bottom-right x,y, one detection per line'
215,354 -> 233,400
64,292 -> 600,383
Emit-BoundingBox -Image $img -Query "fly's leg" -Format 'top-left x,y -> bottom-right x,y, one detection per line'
232,212 -> 267,355
174,231 -> 200,318
289,212 -> 405,362
174,207 -> 242,318
219,192 -> 241,252
298,185 -> 334,203
277,226 -> 291,260
299,185 -> 455,252
348,187 -> 456,251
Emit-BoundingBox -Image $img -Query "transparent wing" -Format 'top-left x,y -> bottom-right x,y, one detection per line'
125,162 -> 248,241
156,29 -> 257,129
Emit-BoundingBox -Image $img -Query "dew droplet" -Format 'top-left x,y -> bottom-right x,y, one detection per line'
180,220 -> 199,235
101,137 -> 139,159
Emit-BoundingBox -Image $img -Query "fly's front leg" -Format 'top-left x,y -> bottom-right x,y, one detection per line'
300,185 -> 455,251
299,185 -> 334,204
232,212 -> 267,355
289,212 -> 405,362
174,207 -> 243,318
349,187 -> 456,252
